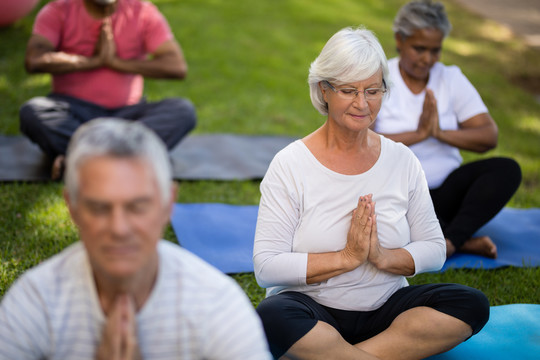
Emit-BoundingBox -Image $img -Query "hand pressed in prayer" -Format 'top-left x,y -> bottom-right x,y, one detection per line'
95,17 -> 117,67
418,88 -> 440,139
96,294 -> 142,360
343,194 -> 375,268
366,201 -> 384,266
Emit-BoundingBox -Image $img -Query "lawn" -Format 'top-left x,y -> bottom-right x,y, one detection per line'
1,0 -> 539,305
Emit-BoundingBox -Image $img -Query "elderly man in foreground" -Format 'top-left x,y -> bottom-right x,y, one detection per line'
0,119 -> 271,359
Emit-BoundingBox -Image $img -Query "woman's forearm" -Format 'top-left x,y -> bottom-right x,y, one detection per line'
306,251 -> 360,284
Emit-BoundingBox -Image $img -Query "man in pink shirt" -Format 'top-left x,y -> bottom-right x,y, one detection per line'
20,0 -> 196,179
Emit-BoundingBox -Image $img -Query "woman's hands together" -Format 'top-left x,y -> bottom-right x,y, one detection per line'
307,193 -> 412,283
342,194 -> 385,271
417,89 -> 441,140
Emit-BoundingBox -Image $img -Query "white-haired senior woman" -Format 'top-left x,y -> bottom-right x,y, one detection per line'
253,27 -> 489,360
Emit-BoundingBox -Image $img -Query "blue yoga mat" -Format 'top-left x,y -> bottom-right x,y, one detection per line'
171,203 -> 259,274
171,205 -> 540,274
427,304 -> 540,360
442,208 -> 540,270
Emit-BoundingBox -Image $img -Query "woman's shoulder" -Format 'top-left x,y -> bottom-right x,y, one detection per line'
271,139 -> 306,163
380,134 -> 408,152
264,139 -> 319,185
431,62 -> 466,79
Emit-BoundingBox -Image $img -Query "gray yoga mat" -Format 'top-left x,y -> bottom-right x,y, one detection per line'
169,134 -> 296,180
0,134 -> 297,181
0,135 -> 51,182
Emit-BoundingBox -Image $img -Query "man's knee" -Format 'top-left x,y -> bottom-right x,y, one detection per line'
19,97 -> 48,133
169,98 -> 197,130
19,96 -> 69,132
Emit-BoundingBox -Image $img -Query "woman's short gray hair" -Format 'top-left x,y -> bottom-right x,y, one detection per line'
64,118 -> 172,205
308,26 -> 389,115
393,0 -> 452,39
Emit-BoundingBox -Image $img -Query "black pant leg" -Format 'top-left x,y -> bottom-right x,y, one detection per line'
114,97 -> 196,150
19,94 -> 109,158
430,158 -> 521,248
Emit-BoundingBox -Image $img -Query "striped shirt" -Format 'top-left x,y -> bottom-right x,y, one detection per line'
0,241 -> 272,359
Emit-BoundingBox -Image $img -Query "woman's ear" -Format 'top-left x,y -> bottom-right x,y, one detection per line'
395,32 -> 403,53
319,81 -> 329,104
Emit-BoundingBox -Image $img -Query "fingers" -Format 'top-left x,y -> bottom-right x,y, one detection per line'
114,296 -> 130,359
96,295 -> 140,360
353,196 -> 369,225
350,195 -> 375,240
101,17 -> 113,34
370,212 -> 378,248
344,195 -> 375,267
425,89 -> 439,115
353,194 -> 377,241
121,295 -> 139,360
97,296 -> 124,360
97,18 -> 115,66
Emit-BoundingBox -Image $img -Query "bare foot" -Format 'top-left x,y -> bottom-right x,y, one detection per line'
51,155 -> 65,181
459,236 -> 498,259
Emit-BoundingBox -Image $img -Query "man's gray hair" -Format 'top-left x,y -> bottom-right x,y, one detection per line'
64,118 -> 172,204
393,0 -> 452,39
308,26 -> 389,116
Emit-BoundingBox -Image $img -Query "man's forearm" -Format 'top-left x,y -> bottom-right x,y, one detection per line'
107,55 -> 187,79
26,52 -> 102,74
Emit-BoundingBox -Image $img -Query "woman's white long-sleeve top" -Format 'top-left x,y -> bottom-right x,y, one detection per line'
253,135 -> 446,311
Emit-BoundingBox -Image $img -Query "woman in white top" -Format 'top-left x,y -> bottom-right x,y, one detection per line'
373,0 -> 521,258
254,26 -> 489,360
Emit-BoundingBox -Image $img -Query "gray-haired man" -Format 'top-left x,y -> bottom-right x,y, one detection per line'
0,119 -> 271,360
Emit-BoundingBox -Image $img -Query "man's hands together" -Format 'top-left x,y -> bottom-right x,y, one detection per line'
96,294 -> 142,360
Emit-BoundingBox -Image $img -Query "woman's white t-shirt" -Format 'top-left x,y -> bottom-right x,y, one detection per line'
375,58 -> 488,188
253,136 -> 445,311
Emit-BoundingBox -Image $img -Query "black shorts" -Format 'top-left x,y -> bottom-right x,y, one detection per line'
256,283 -> 489,358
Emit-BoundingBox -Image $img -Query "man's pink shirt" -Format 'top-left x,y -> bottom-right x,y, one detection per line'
33,0 -> 173,108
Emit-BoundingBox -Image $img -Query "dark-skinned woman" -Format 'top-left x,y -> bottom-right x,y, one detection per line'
373,0 -> 521,259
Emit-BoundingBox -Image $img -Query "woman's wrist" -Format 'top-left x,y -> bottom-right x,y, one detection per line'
339,249 -> 362,272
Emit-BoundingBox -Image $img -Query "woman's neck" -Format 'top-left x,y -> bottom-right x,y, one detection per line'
303,124 -> 381,175
398,61 -> 428,95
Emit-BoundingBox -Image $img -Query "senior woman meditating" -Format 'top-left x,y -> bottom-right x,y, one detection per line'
253,27 -> 489,360
373,0 -> 521,259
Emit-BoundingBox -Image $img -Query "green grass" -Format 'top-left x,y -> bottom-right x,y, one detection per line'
1,0 -> 539,305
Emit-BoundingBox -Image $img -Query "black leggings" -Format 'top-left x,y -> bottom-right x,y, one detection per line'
256,284 -> 490,359
430,157 -> 521,248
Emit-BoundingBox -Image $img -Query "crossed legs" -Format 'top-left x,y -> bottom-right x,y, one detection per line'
20,94 -> 196,179
257,285 -> 489,360
284,307 -> 471,360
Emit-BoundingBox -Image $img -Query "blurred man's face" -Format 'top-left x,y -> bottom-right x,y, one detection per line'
66,156 -> 173,281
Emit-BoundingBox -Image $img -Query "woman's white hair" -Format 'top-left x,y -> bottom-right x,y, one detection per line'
308,26 -> 389,115
64,118 -> 172,205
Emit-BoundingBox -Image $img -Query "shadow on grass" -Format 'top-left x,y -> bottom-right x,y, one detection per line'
0,182 -> 78,295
